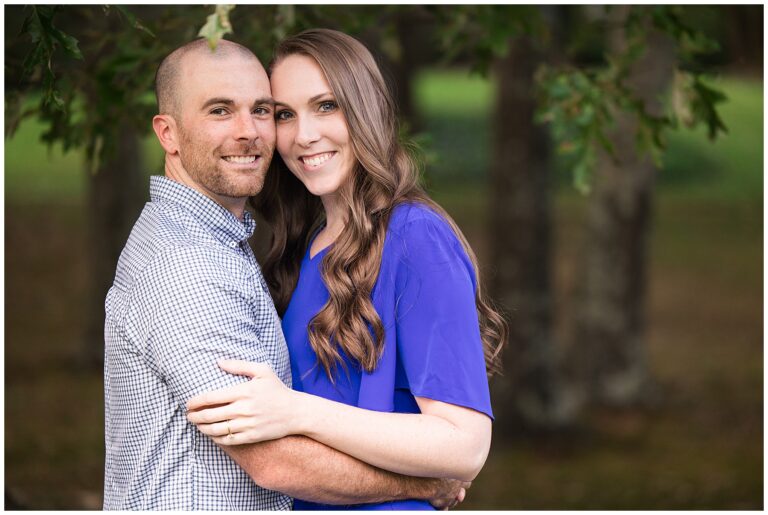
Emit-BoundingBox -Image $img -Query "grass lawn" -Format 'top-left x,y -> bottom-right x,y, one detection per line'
4,70 -> 762,509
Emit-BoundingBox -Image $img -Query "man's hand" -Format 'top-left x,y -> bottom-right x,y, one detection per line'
427,478 -> 471,510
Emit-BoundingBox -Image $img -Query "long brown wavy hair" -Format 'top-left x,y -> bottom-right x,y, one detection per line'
253,28 -> 507,379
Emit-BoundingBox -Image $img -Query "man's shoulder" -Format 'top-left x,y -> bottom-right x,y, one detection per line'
118,203 -> 249,291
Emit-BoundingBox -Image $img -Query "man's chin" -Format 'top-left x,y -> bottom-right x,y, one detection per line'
210,168 -> 267,197
219,178 -> 265,198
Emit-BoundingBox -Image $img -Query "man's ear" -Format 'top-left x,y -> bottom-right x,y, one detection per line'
152,114 -> 179,155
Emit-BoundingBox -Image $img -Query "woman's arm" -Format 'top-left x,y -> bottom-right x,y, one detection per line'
187,359 -> 491,481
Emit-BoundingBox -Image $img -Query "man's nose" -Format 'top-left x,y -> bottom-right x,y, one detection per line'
235,111 -> 259,141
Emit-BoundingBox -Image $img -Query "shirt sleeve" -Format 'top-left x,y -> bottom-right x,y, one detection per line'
393,211 -> 493,419
126,244 -> 275,406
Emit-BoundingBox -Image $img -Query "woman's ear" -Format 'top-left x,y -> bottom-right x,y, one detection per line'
152,114 -> 179,155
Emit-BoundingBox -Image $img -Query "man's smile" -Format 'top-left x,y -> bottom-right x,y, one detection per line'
222,155 -> 259,164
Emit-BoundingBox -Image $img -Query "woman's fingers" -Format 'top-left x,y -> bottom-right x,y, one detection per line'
187,402 -> 238,425
195,419 -> 233,437
218,359 -> 274,378
186,382 -> 247,411
187,361 -> 276,412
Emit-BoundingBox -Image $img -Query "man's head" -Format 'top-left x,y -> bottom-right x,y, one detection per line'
152,39 -> 275,215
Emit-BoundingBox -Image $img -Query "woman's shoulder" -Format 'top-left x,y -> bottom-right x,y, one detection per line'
388,201 -> 453,236
385,202 -> 466,262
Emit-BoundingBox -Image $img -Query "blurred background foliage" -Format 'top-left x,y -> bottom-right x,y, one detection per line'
4,4 -> 763,509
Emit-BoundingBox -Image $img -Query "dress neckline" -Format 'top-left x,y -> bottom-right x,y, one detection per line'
307,224 -> 332,261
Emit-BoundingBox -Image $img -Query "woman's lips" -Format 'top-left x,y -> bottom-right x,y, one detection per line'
300,151 -> 336,170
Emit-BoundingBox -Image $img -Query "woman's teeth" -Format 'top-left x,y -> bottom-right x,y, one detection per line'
303,152 -> 334,167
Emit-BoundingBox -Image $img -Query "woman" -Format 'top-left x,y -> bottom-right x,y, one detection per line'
187,28 -> 507,510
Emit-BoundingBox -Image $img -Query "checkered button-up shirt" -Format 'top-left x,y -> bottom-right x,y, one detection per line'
104,176 -> 292,510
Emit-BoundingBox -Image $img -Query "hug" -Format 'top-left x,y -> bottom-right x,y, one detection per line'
103,28 -> 507,510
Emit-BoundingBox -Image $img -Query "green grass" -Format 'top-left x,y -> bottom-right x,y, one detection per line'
414,69 -> 493,184
4,119 -> 165,203
660,77 -> 763,199
415,68 -> 495,115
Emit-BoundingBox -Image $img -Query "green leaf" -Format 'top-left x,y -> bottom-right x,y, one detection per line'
110,5 -> 156,38
198,4 -> 235,49
49,27 -> 83,60
574,104 -> 595,127
572,154 -> 592,195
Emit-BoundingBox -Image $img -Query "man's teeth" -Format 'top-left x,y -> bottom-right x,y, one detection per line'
224,155 -> 257,164
303,152 -> 334,167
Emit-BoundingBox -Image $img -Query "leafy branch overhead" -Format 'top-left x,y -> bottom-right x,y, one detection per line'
6,4 -> 727,190
6,5 -> 234,169
534,6 -> 727,192
16,6 -> 82,112
432,5 -> 727,193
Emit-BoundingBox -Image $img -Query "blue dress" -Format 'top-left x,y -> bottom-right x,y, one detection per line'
282,203 -> 493,510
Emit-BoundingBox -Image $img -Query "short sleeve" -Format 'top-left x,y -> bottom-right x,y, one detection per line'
126,245 -> 274,405
393,210 -> 493,419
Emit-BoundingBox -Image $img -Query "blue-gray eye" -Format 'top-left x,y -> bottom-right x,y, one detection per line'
319,101 -> 337,112
275,110 -> 293,121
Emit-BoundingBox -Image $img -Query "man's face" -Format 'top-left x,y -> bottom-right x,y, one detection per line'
174,52 -> 276,202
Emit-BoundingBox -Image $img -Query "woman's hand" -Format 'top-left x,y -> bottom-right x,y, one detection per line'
186,359 -> 300,445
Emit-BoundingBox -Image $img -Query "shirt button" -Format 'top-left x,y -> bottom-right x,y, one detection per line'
230,241 -> 237,248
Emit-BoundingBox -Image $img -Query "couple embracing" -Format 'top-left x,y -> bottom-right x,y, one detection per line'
103,28 -> 507,510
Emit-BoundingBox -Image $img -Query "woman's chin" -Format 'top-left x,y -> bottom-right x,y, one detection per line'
304,180 -> 342,199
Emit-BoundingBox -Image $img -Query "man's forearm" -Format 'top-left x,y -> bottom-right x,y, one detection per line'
222,435 -> 441,505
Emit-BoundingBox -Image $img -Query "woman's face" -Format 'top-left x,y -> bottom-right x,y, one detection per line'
270,54 -> 356,199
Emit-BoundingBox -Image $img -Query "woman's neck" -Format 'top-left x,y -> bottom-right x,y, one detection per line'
320,193 -> 346,241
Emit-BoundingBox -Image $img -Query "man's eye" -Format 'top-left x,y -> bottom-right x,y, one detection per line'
210,107 -> 228,115
254,106 -> 271,116
319,101 -> 337,112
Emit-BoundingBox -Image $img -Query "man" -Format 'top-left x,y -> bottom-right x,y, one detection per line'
103,38 -> 466,510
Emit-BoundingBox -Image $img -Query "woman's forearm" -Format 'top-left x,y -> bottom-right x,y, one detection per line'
291,392 -> 491,481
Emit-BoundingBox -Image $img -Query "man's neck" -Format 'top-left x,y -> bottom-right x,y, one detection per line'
164,160 -> 247,221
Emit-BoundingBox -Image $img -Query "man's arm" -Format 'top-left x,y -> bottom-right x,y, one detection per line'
221,436 -> 466,507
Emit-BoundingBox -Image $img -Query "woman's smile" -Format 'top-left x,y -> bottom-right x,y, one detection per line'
300,151 -> 337,170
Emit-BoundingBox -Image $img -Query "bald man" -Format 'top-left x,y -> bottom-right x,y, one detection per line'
103,39 -> 464,510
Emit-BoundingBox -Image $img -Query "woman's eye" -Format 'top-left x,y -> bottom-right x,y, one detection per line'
275,110 -> 293,121
319,101 -> 337,112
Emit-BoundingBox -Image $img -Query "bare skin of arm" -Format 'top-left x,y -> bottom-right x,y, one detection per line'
220,435 -> 468,507
190,361 -> 491,481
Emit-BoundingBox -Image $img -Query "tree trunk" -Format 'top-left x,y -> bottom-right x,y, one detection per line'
361,8 -> 430,132
570,6 -> 676,406
390,10 -> 428,131
724,5 -> 763,73
489,35 -> 564,429
83,122 -> 145,367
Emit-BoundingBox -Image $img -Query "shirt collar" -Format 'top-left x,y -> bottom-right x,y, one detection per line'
149,176 -> 256,246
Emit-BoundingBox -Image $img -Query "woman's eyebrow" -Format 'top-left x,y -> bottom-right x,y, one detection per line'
308,92 -> 333,103
274,92 -> 334,109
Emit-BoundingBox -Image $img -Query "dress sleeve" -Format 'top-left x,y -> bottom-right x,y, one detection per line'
393,212 -> 493,419
126,245 -> 276,405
